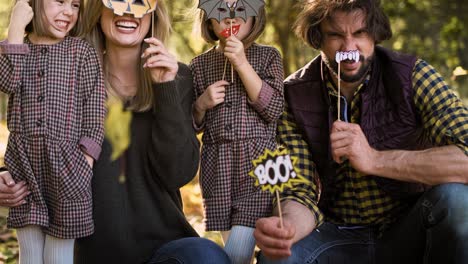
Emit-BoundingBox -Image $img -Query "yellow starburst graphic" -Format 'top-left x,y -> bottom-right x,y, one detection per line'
249,148 -> 309,194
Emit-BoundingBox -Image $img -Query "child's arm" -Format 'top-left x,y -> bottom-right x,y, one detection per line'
225,37 -> 285,123
78,44 -> 106,164
224,35 -> 262,101
8,0 -> 33,44
0,0 -> 33,94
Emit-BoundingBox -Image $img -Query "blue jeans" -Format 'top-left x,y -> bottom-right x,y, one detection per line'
257,183 -> 468,264
147,237 -> 231,264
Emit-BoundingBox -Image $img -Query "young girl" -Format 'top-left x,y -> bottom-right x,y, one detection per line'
0,0 -> 105,263
191,1 -> 284,263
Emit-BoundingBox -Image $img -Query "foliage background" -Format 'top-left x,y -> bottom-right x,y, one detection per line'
0,0 -> 467,263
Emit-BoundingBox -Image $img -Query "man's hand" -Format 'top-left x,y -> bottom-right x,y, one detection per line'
330,120 -> 377,174
254,216 -> 296,260
0,171 -> 29,207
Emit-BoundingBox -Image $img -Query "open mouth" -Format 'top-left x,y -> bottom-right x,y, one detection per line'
56,20 -> 70,30
115,20 -> 139,30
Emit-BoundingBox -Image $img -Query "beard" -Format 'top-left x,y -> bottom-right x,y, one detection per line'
322,52 -> 373,83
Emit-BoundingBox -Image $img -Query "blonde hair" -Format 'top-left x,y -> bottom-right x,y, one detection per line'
83,0 -> 172,112
193,3 -> 266,47
14,0 -> 85,37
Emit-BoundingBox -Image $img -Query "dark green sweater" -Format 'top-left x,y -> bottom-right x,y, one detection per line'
74,64 -> 200,264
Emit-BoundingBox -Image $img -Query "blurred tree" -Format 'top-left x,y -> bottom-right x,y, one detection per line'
0,0 -> 466,120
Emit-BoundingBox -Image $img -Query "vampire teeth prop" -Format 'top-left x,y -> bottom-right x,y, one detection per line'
335,50 -> 360,63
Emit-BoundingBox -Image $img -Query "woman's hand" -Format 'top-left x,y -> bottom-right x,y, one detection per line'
141,37 -> 178,83
0,171 -> 29,207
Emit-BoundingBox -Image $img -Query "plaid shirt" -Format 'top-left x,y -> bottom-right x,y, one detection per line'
279,59 -> 468,228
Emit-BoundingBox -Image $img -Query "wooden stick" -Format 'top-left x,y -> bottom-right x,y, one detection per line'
337,62 -> 341,121
230,21 -> 234,82
222,58 -> 228,81
152,13 -> 155,38
276,190 -> 283,229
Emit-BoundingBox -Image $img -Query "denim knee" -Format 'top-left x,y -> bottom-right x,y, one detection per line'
148,237 -> 230,264
423,183 -> 468,234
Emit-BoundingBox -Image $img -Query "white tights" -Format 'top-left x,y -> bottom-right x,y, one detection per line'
223,225 -> 256,264
16,225 -> 75,264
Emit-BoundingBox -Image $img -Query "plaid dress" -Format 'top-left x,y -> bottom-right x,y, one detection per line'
190,44 -> 284,230
0,36 -> 105,238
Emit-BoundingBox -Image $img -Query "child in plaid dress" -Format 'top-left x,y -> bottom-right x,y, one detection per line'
191,1 -> 284,263
0,0 -> 105,263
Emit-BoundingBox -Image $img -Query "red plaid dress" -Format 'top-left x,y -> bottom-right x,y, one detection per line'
190,44 -> 284,230
0,36 -> 105,238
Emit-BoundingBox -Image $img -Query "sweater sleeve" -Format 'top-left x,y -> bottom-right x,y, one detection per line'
147,63 -> 200,190
0,40 -> 29,94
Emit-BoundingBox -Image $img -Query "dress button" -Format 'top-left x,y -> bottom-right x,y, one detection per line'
35,119 -> 43,127
37,95 -> 44,102
225,124 -> 232,131
38,70 -> 44,77
41,47 -> 48,54
225,102 -> 232,108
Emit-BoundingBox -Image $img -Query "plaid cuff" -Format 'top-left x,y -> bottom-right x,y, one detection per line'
0,41 -> 29,54
248,81 -> 274,112
79,137 -> 102,160
456,143 -> 468,156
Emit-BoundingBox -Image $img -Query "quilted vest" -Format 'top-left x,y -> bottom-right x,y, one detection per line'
284,46 -> 431,209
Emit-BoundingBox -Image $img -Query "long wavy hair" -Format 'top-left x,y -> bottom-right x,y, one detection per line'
294,0 -> 392,49
82,0 -> 171,111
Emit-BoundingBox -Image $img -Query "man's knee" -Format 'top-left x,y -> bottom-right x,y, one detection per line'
422,183 -> 468,234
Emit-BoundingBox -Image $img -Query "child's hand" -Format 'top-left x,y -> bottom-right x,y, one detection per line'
224,35 -> 248,70
195,80 -> 229,112
8,0 -> 33,44
142,37 -> 178,83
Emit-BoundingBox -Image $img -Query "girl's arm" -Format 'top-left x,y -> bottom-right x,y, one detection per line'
225,38 -> 284,123
78,44 -> 106,163
148,63 -> 201,190
0,42 -> 28,94
189,59 -> 228,130
224,36 -> 262,101
7,0 -> 33,44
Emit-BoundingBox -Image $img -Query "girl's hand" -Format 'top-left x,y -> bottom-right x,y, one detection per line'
83,153 -> 94,168
224,35 -> 248,70
195,80 -> 229,112
142,37 -> 178,83
8,0 -> 33,44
